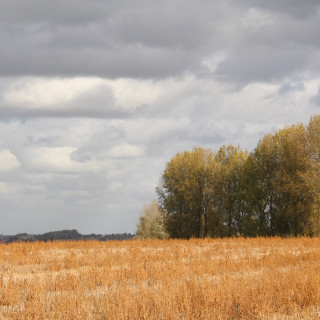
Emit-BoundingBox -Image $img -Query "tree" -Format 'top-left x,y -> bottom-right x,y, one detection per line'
302,115 -> 320,235
274,124 -> 311,236
157,147 -> 218,238
156,114 -> 320,238
248,133 -> 281,235
214,145 -> 248,236
135,201 -> 169,239
248,124 -> 314,236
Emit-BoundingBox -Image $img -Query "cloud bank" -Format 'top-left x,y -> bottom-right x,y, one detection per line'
1,0 -> 320,234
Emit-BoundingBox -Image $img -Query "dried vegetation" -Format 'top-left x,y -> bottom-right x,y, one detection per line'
1,237 -> 320,319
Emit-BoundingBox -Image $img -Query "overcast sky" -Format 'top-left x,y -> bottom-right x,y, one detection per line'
1,0 -> 320,235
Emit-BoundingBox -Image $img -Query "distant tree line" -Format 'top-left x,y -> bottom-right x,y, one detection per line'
154,115 -> 320,238
1,230 -> 135,243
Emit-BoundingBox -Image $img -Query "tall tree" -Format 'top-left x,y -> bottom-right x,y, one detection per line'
249,124 -> 313,236
248,134 -> 280,235
156,114 -> 320,238
214,145 -> 248,236
157,147 -> 217,238
303,115 -> 320,235
274,124 -> 311,236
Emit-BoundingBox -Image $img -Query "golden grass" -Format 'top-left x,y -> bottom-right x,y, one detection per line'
0,237 -> 320,319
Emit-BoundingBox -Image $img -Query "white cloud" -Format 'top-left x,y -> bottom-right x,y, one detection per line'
21,147 -> 104,173
108,144 -> 145,158
201,52 -> 228,74
111,78 -> 161,110
2,77 -> 103,108
0,150 -> 20,171
0,182 -> 20,195
0,77 -> 118,118
241,7 -> 274,29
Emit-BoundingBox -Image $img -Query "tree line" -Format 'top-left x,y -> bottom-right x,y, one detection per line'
1,230 -> 135,243
151,115 -> 320,238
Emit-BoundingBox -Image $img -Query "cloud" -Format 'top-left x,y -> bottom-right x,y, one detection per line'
108,144 -> 145,158
278,82 -> 305,95
1,0 -> 318,83
216,45 -> 310,84
0,77 -> 130,119
0,77 -> 178,119
247,0 -> 320,18
0,149 -> 20,171
311,87 -> 320,106
19,146 -> 107,173
0,182 -> 21,196
0,0 -> 217,78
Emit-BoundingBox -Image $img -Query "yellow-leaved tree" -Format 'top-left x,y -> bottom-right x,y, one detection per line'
135,200 -> 169,239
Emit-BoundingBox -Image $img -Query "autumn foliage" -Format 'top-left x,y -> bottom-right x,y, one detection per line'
157,115 -> 320,238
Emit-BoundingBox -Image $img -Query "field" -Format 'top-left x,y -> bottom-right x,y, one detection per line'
1,238 -> 320,320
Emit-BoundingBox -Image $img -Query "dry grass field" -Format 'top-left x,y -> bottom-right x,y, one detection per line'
1,238 -> 320,320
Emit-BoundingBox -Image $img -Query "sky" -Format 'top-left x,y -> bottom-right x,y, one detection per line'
1,0 -> 320,235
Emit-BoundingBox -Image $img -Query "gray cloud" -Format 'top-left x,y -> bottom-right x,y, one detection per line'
0,0 -> 221,78
278,81 -> 305,95
1,0 -> 318,82
216,45 -> 310,84
246,0 -> 320,18
311,87 -> 320,107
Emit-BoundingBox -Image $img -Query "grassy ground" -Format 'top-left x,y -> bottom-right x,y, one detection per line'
1,237 -> 320,319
